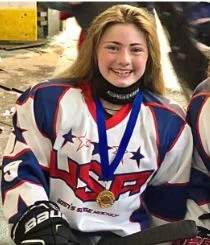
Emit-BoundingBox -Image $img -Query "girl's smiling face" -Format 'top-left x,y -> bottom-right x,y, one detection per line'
97,23 -> 149,88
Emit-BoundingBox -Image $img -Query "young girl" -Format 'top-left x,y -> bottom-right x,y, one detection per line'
1,5 -> 193,245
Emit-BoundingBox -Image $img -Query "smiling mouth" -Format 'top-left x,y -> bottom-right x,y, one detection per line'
112,69 -> 132,77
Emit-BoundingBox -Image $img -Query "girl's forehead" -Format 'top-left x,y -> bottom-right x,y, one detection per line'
102,23 -> 142,34
99,23 -> 147,45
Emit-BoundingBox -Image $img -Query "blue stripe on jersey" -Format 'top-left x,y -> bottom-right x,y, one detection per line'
142,90 -> 186,164
16,87 -> 31,103
12,113 -> 26,144
2,151 -> 49,195
130,201 -> 150,230
29,81 -> 74,141
33,86 -> 68,141
187,95 -> 210,170
16,79 -> 74,104
152,107 -> 185,164
187,94 -> 206,126
189,168 -> 210,204
9,197 -> 28,224
144,184 -> 188,220
17,80 -> 77,142
143,90 -> 185,118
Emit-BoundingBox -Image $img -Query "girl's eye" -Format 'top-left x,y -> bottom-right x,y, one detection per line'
131,48 -> 143,54
106,46 -> 119,52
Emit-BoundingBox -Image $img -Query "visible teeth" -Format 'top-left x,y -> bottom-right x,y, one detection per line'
118,71 -> 129,74
113,70 -> 131,76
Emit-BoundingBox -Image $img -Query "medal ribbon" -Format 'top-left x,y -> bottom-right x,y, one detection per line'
96,92 -> 143,180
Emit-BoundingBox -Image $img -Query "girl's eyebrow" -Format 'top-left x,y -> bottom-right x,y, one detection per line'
102,41 -> 121,45
130,43 -> 145,47
102,41 -> 144,46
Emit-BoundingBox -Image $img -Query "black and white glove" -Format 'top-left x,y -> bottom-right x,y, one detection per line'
11,200 -> 80,245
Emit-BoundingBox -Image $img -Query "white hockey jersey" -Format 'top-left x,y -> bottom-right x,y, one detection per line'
1,80 -> 193,237
185,78 -> 210,229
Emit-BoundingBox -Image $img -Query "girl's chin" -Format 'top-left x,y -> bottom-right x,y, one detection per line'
109,80 -> 135,88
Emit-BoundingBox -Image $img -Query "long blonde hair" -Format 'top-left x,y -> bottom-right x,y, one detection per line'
57,4 -> 165,95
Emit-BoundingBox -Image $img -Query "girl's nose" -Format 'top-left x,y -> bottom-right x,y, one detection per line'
117,50 -> 131,66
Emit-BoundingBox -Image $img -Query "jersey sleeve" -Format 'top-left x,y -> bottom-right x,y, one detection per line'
144,108 -> 193,226
185,92 -> 210,229
1,86 -> 53,228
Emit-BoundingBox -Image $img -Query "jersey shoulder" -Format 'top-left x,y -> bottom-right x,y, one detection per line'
143,90 -> 186,119
188,78 -> 210,115
16,79 -> 80,104
187,79 -> 210,126
193,78 -> 210,95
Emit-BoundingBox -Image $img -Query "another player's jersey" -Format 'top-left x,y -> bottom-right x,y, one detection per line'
185,78 -> 210,229
1,80 -> 193,236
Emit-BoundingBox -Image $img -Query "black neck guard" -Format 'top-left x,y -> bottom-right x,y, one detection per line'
92,72 -> 142,105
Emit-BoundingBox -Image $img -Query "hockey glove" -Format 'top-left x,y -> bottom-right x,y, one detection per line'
11,200 -> 79,245
173,226 -> 210,244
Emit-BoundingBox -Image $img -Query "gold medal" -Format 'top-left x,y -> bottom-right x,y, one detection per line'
96,190 -> 115,208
